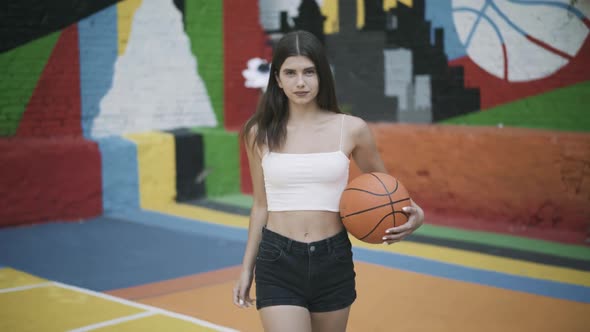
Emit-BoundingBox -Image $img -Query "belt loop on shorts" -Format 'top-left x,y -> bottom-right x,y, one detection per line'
326,236 -> 333,254
286,239 -> 293,253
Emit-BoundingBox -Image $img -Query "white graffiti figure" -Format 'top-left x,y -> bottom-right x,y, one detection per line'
91,0 -> 217,138
452,0 -> 590,82
242,58 -> 271,91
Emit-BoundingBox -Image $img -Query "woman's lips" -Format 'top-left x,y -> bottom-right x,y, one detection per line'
294,91 -> 309,97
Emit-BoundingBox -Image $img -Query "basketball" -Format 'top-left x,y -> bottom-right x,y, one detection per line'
340,172 -> 411,244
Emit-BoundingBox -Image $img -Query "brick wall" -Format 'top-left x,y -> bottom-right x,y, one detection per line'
350,124 -> 590,243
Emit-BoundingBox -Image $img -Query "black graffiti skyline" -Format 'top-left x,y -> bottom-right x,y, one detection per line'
273,0 -> 480,123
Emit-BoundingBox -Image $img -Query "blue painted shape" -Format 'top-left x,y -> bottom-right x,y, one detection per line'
464,1 -> 492,48
2,209 -> 588,302
0,217 -> 244,291
507,0 -> 587,20
108,209 -> 248,242
78,5 -> 118,137
110,209 -> 590,303
426,0 -> 588,61
353,247 -> 590,304
454,7 -> 505,46
96,137 -> 140,213
426,0 -> 467,60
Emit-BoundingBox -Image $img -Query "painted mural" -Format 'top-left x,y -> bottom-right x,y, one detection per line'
0,0 -> 227,225
0,0 -> 588,241
89,0 -> 217,137
250,0 -> 589,124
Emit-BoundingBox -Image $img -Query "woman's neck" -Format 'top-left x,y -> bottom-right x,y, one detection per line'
287,102 -> 323,124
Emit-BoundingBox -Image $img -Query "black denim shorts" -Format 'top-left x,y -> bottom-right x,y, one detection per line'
255,227 -> 356,312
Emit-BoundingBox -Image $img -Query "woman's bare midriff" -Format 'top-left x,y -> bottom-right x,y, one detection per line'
266,210 -> 345,243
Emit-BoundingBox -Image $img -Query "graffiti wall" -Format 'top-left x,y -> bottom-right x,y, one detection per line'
0,0 -> 230,226
0,0 -> 588,241
249,0 -> 589,125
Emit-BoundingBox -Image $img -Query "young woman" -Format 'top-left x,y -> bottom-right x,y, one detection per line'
233,30 -> 425,332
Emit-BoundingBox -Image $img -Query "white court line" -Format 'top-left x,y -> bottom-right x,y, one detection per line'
55,282 -> 239,332
69,312 -> 156,332
0,282 -> 53,294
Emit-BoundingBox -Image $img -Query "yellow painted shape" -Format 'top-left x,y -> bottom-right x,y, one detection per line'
349,237 -> 590,287
0,267 -> 45,289
117,0 -> 143,55
124,132 -> 176,208
93,314 -> 218,332
321,0 -> 339,34
399,0 -> 413,8
149,202 -> 590,287
357,0 -> 365,29
0,285 -> 143,332
383,0 -> 413,11
146,203 -> 249,229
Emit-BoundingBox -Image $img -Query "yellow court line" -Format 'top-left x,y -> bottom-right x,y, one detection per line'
0,282 -> 53,294
1,268 -> 238,332
0,267 -> 48,289
56,282 -> 238,332
68,312 -> 157,332
145,203 -> 590,287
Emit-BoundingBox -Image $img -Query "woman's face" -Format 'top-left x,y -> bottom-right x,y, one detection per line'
276,56 -> 319,107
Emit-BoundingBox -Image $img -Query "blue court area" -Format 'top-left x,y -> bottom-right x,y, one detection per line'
0,216 -> 244,291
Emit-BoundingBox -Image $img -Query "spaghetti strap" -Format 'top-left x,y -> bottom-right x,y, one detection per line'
339,113 -> 345,151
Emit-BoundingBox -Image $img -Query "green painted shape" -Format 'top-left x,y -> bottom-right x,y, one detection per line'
442,81 -> 590,132
191,127 -> 240,197
414,224 -> 590,261
208,191 -> 590,260
210,193 -> 254,209
0,32 -> 59,136
185,0 -> 223,127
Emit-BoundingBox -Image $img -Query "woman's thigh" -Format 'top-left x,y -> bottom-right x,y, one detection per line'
311,306 -> 351,332
259,305 -> 312,332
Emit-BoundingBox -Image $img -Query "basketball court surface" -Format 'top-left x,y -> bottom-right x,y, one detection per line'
1,202 -> 589,331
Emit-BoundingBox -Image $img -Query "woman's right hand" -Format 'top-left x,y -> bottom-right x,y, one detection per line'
232,269 -> 255,308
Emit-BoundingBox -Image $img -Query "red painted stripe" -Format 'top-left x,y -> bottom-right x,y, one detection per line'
502,43 -> 508,81
0,137 -> 102,226
105,266 -> 241,300
525,34 -> 573,60
223,0 -> 271,132
224,0 -> 272,194
17,25 -> 82,137
448,36 -> 590,110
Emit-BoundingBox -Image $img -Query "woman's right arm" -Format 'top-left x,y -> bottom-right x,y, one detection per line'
233,129 -> 268,308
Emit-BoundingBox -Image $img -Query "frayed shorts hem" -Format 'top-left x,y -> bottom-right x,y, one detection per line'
256,296 -> 356,313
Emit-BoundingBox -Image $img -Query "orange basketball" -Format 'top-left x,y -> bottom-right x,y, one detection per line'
340,172 -> 411,244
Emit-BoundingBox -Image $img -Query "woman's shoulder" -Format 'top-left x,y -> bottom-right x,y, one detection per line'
342,113 -> 369,135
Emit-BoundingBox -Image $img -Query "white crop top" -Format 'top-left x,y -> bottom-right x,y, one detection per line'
261,114 -> 350,212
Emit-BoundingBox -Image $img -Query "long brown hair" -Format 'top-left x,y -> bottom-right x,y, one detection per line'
240,30 -> 341,153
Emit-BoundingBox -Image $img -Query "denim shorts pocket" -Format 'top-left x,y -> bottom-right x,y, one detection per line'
257,244 -> 283,262
331,244 -> 353,263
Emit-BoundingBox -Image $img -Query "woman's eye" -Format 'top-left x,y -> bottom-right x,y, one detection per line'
305,70 -> 315,75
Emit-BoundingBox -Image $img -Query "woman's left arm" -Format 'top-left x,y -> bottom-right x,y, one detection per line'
350,117 -> 425,245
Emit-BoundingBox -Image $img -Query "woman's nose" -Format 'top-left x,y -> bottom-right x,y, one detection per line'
296,74 -> 305,87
